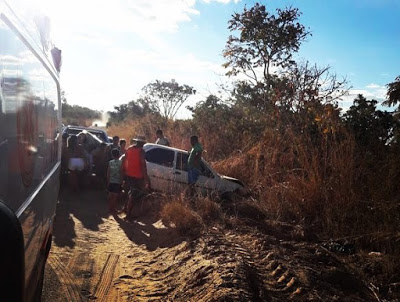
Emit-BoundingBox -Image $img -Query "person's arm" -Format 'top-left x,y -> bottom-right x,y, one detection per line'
194,148 -> 202,166
119,161 -> 124,184
140,149 -> 149,186
106,162 -> 110,185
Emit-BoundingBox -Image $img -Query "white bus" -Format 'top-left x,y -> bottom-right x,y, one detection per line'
0,1 -> 61,301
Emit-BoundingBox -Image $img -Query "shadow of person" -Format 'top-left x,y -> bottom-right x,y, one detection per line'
52,190 -> 77,248
52,188 -> 110,248
113,195 -> 185,251
66,189 -> 109,231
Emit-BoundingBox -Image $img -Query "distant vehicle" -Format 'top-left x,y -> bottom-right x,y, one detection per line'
0,1 -> 61,301
143,144 -> 245,196
63,125 -> 110,143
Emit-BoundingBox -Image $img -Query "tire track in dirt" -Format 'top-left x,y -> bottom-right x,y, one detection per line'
71,252 -> 96,300
47,256 -> 82,302
199,230 -> 305,301
225,233 -> 303,299
44,188 -> 376,301
93,253 -> 119,302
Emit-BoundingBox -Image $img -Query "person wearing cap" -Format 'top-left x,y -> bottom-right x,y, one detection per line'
155,129 -> 170,146
122,136 -> 149,218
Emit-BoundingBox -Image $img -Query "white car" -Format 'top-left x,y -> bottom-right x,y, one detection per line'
143,144 -> 245,196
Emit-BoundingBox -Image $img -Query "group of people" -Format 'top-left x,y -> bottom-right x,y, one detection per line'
61,129 -> 203,218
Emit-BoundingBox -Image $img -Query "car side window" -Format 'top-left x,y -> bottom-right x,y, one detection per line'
145,148 -> 174,167
200,161 -> 213,178
176,152 -> 189,171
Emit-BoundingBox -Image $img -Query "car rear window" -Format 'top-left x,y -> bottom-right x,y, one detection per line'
145,148 -> 174,167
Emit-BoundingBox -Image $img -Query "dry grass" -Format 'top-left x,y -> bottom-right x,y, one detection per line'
160,199 -> 203,237
194,197 -> 223,223
110,114 -> 399,252
107,117 -> 193,150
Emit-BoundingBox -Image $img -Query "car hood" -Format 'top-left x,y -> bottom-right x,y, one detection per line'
220,175 -> 244,187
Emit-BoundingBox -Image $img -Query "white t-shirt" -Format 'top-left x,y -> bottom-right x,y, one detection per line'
155,137 -> 170,146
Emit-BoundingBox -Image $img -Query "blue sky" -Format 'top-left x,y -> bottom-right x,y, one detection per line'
19,0 -> 400,119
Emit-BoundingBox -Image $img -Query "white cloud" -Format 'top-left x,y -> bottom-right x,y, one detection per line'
340,83 -> 388,111
17,0 -> 200,39
366,83 -> 381,89
202,0 -> 241,3
9,0 -> 243,119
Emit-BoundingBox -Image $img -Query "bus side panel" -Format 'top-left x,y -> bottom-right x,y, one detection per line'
0,12 -> 61,300
21,164 -> 60,302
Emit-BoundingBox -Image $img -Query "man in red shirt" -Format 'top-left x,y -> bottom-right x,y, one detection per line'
122,136 -> 149,219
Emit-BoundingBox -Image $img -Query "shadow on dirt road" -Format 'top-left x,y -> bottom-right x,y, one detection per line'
43,187 -> 185,301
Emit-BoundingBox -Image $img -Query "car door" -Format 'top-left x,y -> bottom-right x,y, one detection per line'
196,160 -> 218,194
145,147 -> 175,193
174,152 -> 218,195
174,151 -> 189,193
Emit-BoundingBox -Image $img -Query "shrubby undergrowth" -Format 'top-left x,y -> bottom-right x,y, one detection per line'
105,2 -> 400,285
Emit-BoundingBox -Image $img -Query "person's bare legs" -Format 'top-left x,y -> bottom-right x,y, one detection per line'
68,171 -> 79,192
126,195 -> 133,219
108,192 -> 118,213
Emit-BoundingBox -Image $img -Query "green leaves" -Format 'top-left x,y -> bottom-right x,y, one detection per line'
384,76 -> 400,108
141,79 -> 195,120
223,3 -> 311,111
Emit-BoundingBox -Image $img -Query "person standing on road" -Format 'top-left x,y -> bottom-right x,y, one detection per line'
155,129 -> 170,146
119,139 -> 127,155
122,136 -> 150,219
187,135 -> 203,195
66,135 -> 87,191
107,148 -> 123,213
106,136 -> 120,162
92,142 -> 108,188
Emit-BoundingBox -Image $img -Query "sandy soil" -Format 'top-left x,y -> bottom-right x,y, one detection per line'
42,187 -> 385,301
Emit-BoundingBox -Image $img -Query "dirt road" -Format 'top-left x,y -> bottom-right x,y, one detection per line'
42,188 -> 185,301
43,188 -> 378,301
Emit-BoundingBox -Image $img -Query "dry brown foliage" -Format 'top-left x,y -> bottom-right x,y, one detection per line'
160,199 -> 203,237
110,114 -> 399,252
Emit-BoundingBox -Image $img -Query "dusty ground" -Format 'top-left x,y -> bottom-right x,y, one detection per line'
42,187 -> 394,301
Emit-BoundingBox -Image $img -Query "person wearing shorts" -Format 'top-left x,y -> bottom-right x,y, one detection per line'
68,158 -> 85,171
107,148 -> 123,213
122,136 -> 149,219
66,135 -> 87,191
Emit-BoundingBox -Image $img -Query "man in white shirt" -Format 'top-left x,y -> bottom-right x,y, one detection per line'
155,129 -> 170,146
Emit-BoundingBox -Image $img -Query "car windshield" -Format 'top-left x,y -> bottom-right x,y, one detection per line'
66,128 -> 107,142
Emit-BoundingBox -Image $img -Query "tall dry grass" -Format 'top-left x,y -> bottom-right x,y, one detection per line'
109,113 -> 399,248
107,117 -> 194,150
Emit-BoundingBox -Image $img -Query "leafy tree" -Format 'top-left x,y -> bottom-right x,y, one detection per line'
142,79 -> 195,120
188,95 -> 266,158
384,76 -> 400,108
273,62 -> 349,115
344,94 -> 395,147
61,92 -> 101,126
223,3 -> 310,109
108,98 -> 158,124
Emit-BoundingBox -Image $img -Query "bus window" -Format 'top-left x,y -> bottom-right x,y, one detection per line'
0,18 -> 59,212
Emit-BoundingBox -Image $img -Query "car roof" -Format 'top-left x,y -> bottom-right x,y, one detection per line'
65,126 -> 106,133
143,143 -> 188,153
